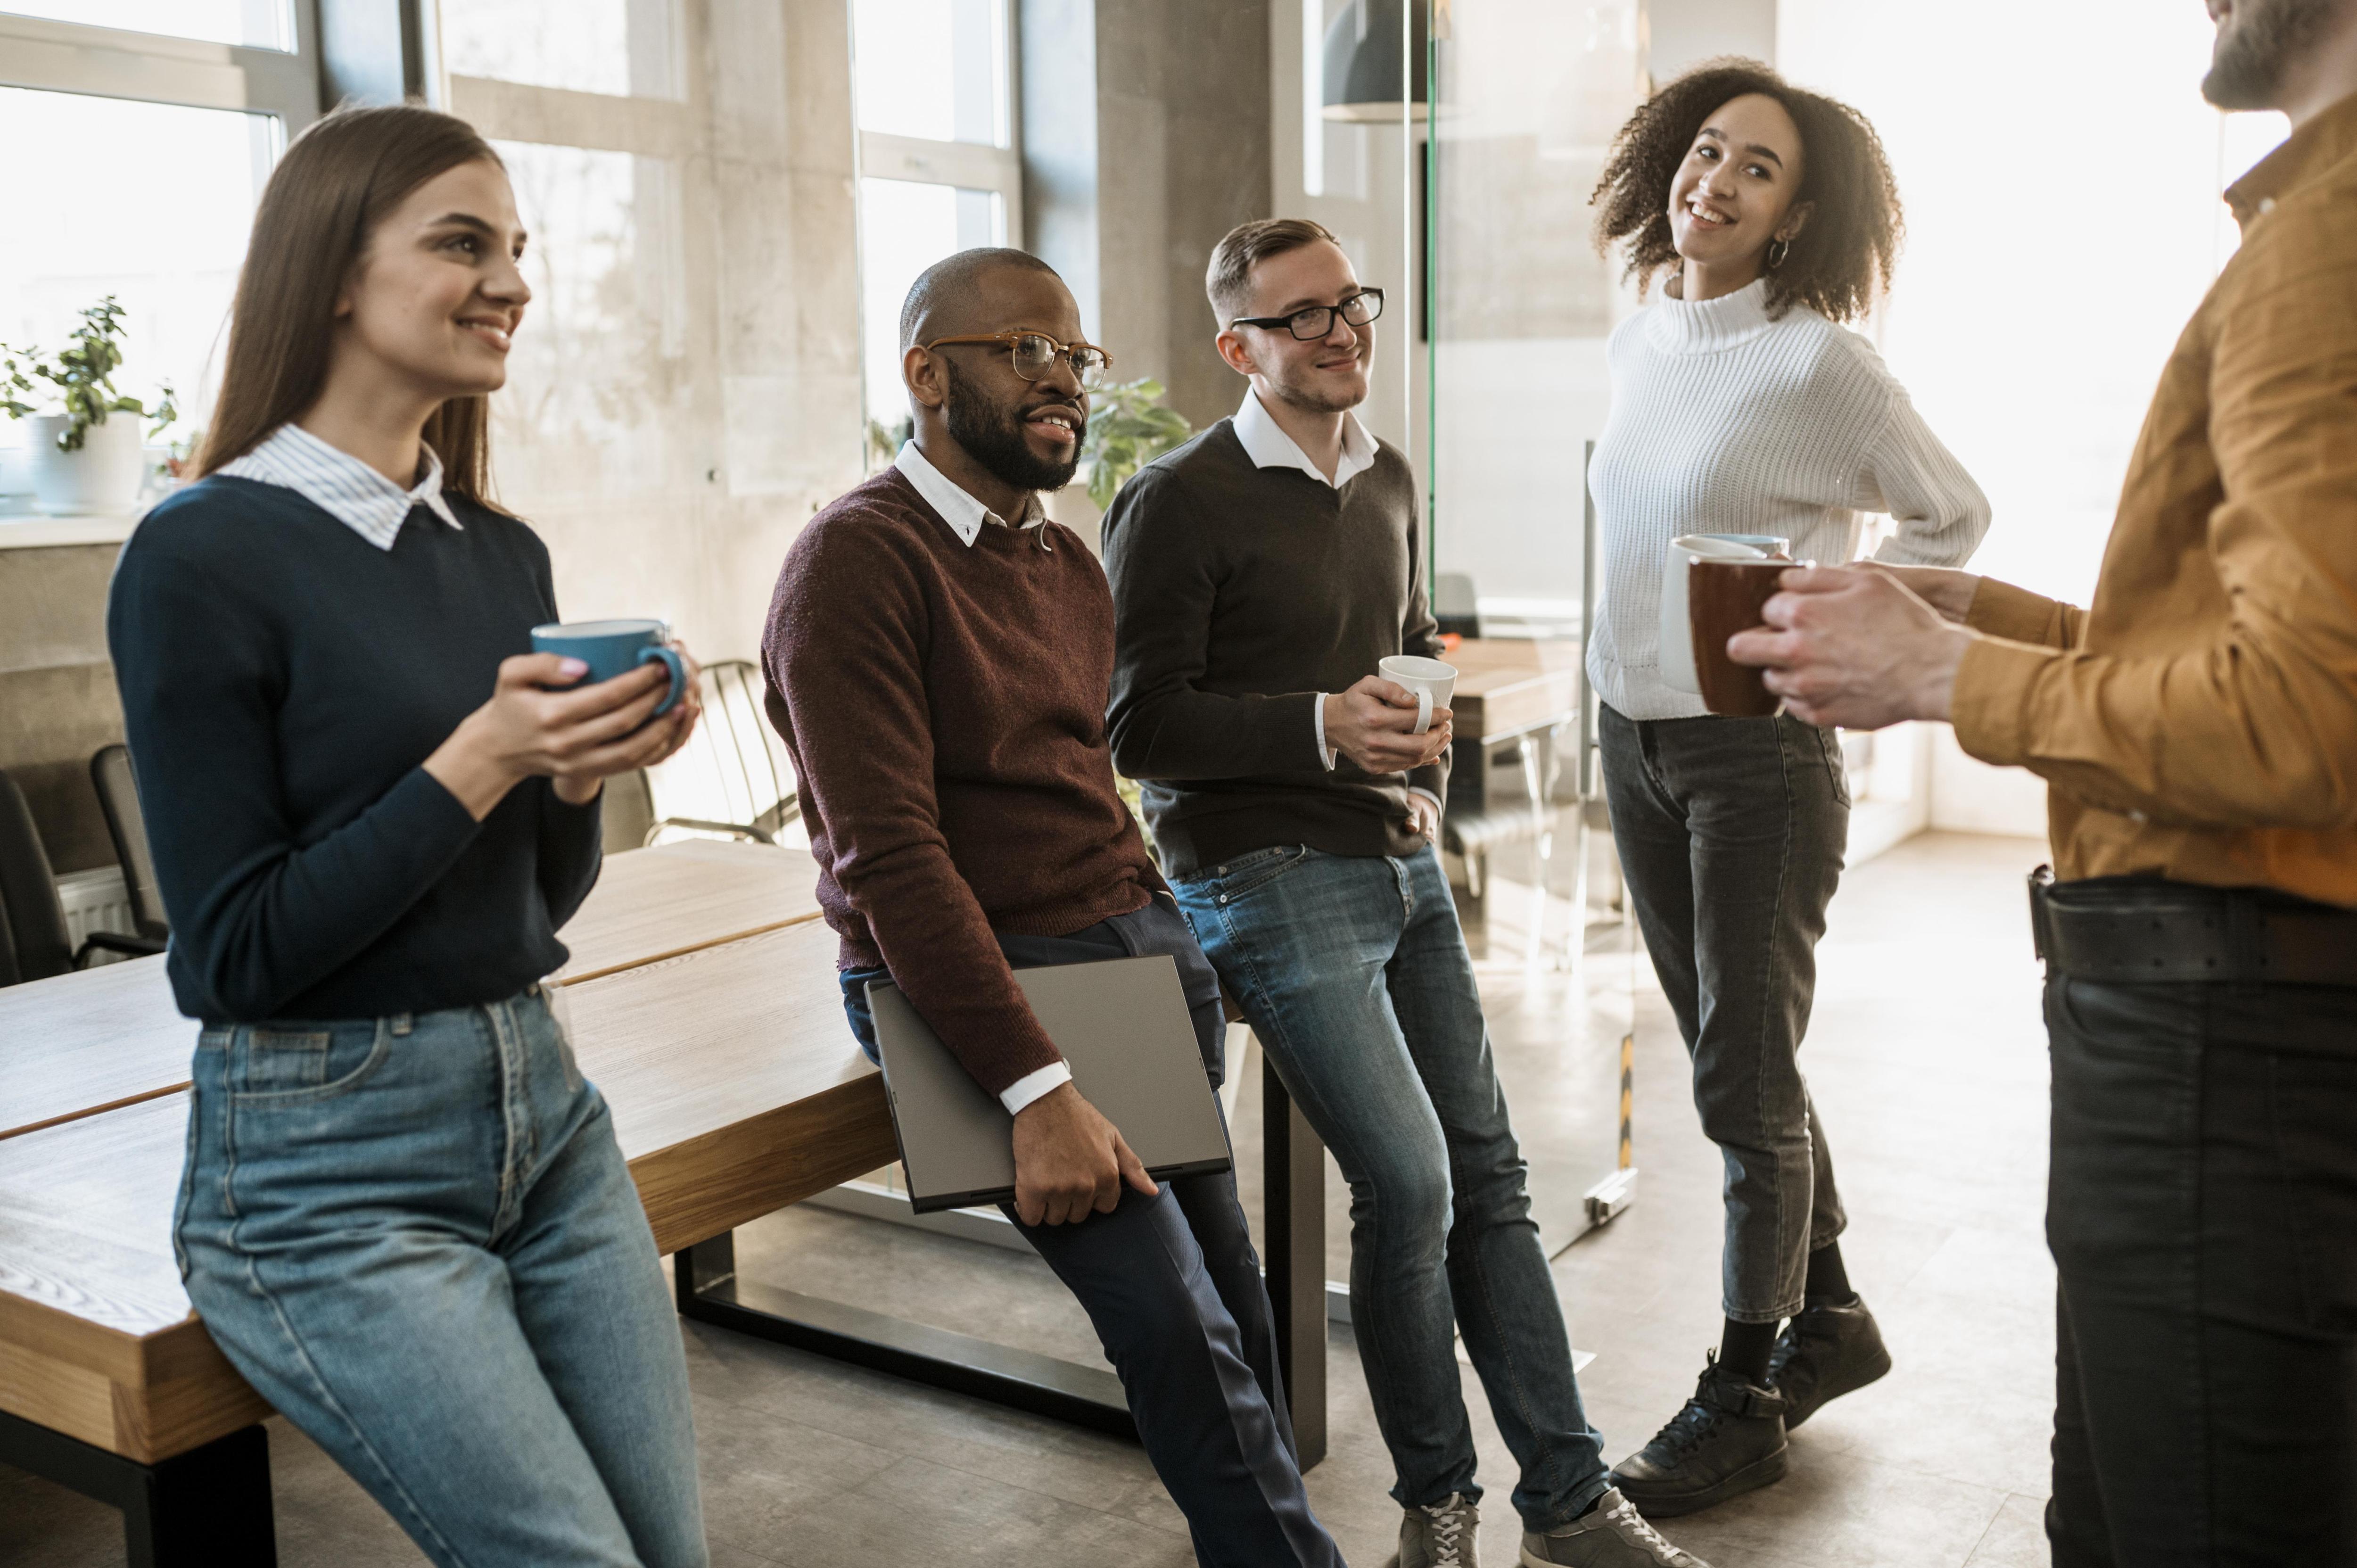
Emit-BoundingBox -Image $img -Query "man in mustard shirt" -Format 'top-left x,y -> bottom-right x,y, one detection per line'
1726,2 -> 2357,1561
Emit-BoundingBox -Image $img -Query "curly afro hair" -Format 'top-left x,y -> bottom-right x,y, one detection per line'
1591,58 -> 1902,324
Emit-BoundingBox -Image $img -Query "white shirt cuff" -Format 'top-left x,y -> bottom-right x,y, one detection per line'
999,1061 -> 1072,1115
1313,693 -> 1336,770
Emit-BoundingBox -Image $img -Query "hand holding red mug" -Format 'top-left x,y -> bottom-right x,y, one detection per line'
1723,563 -> 1976,730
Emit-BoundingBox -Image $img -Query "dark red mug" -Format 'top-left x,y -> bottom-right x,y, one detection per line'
1688,559 -> 1803,718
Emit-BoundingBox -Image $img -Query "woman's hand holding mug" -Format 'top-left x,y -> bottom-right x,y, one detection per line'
426,643 -> 703,819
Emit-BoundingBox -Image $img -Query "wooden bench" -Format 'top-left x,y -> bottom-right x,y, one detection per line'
0,843 -> 1328,1565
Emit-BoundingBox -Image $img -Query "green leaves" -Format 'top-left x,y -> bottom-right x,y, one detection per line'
0,295 -> 174,452
1080,378 -> 1192,511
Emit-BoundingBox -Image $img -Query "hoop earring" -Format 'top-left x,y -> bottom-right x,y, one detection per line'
1765,237 -> 1791,271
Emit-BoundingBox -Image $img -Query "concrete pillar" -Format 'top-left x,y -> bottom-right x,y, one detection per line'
1019,0 -> 1272,432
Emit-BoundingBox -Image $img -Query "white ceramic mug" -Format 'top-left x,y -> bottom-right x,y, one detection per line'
1657,534 -> 1791,695
1378,654 -> 1459,735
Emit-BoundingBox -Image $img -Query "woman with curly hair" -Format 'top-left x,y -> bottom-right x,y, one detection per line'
1583,60 -> 1990,1517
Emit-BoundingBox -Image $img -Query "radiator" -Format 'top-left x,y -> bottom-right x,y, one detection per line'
56,866 -> 139,965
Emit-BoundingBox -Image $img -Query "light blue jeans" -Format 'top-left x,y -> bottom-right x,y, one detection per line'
175,988 -> 708,1568
1173,842 -> 1610,1529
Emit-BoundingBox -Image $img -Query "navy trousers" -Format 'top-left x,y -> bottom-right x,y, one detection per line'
841,897 -> 1344,1568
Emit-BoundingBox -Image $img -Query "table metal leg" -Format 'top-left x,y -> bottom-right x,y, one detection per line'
675,1088 -> 1332,1472
1262,1057 -> 1327,1469
674,1229 -> 1137,1439
0,1408 -> 275,1568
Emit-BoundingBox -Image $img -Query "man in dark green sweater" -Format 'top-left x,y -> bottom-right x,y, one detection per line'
1104,219 -> 1707,1568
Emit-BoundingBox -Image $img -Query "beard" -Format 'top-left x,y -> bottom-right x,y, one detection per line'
1263,340 -> 1373,417
940,355 -> 1084,495
2203,0 -> 2336,109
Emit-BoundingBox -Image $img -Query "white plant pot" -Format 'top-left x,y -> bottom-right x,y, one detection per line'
27,414 -> 147,517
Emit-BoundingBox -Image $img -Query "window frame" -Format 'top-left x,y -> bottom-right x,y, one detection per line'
848,0 -> 1023,443
0,6 -> 321,129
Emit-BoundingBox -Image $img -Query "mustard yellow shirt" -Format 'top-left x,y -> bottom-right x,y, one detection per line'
1950,92 -> 2357,908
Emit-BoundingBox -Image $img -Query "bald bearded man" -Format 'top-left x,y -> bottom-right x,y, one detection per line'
759,249 -> 1346,1567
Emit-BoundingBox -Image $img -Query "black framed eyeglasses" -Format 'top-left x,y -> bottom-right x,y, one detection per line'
922,330 -> 1112,391
1229,288 -> 1385,341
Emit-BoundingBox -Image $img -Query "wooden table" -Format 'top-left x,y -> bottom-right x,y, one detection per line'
0,845 -> 1330,1564
0,838 -> 825,1143
1446,636 -> 1583,746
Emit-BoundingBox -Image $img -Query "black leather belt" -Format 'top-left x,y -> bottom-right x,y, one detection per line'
2029,867 -> 2357,987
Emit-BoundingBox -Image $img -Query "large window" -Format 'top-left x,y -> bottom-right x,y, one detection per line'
849,0 -> 1021,440
0,7 -> 316,505
441,1 -> 695,503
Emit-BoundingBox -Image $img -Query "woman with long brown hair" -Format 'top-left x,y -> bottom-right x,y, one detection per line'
107,104 -> 709,1564
1584,61 -> 1988,1518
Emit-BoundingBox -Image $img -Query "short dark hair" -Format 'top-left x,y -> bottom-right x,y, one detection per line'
1205,217 -> 1340,323
898,247 -> 1061,351
1591,59 -> 1902,324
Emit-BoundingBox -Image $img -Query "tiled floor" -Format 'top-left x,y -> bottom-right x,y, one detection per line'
4,830 -> 2057,1567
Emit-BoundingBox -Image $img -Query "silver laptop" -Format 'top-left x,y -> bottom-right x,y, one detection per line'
867,955 -> 1233,1214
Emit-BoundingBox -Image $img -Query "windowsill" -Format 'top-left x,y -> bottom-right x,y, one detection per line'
0,512 -> 140,549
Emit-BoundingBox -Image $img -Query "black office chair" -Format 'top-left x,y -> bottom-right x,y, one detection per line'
644,659 -> 800,847
0,769 -> 163,987
90,744 -> 170,944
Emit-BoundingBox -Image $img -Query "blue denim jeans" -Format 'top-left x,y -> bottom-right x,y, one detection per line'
1173,842 -> 1610,1529
175,989 -> 707,1568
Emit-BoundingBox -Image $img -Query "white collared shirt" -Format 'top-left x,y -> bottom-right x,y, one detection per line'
1231,386 -> 1377,490
894,437 -> 1071,1115
1229,391 -> 1439,817
217,423 -> 463,550
896,440 -> 1048,548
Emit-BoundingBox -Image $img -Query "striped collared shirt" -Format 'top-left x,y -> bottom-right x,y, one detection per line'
217,423 -> 463,550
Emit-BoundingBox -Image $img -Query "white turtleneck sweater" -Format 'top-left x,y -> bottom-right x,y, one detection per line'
1585,277 -> 1990,722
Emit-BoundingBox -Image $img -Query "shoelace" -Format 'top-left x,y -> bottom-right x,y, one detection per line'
1418,1495 -> 1472,1567
1652,1394 -> 1720,1458
1601,1494 -> 1687,1562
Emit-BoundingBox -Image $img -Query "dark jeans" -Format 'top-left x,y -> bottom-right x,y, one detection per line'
2045,972 -> 2357,1567
840,898 -> 1343,1568
1599,703 -> 1849,1323
1174,842 -> 1610,1528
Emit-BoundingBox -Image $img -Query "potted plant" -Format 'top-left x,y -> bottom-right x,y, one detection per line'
2,297 -> 176,517
1079,377 -> 1191,510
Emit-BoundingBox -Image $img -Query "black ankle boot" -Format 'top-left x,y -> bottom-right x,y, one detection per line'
1609,1355 -> 1788,1518
1766,1295 -> 1892,1429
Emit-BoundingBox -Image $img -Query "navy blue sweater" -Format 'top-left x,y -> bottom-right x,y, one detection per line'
107,476 -> 602,1023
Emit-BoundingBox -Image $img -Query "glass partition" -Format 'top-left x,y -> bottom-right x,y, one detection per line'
1386,0 -> 1646,1251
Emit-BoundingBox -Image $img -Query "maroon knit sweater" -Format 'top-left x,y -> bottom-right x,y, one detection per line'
760,467 -> 1164,1095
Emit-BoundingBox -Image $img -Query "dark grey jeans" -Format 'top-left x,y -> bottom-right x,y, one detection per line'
2046,970 -> 2357,1567
1599,703 -> 1849,1323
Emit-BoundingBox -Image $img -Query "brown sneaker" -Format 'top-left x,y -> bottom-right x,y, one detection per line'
1519,1488 -> 1714,1566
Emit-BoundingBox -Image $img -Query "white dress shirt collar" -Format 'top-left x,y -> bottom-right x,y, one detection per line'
215,422 -> 463,550
895,439 -> 1047,547
1231,387 -> 1376,489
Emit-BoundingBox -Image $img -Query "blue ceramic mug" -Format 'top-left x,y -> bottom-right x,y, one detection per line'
529,618 -> 687,717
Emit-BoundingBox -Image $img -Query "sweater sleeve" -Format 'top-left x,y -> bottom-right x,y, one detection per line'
765,523 -> 1063,1098
524,542 -> 602,930
107,528 -> 485,1020
1859,379 -> 1992,570
1102,467 -> 1328,781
